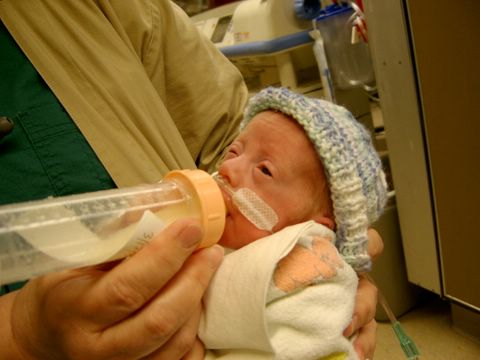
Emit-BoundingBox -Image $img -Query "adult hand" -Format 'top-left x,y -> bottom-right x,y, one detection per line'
1,219 -> 223,359
183,338 -> 205,360
344,228 -> 384,360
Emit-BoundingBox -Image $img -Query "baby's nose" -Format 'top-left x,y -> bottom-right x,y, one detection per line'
218,159 -> 242,188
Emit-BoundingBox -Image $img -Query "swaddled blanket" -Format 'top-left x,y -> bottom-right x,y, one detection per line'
199,221 -> 359,360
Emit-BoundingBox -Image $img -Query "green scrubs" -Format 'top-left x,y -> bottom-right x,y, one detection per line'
0,21 -> 116,293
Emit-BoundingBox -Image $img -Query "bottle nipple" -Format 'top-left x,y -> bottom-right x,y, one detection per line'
212,172 -> 278,232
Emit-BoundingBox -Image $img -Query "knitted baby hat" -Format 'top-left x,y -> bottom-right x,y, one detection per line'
242,87 -> 388,272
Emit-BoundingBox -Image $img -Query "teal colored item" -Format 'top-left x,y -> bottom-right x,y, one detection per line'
0,21 -> 116,291
393,321 -> 420,360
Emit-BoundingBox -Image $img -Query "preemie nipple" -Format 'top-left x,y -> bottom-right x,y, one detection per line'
213,173 -> 279,232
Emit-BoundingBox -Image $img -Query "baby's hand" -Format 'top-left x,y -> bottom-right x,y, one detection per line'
273,235 -> 344,293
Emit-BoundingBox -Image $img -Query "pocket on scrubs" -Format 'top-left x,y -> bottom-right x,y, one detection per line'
0,102 -> 115,205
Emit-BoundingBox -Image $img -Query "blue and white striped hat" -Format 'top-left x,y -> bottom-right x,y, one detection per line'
242,87 -> 387,272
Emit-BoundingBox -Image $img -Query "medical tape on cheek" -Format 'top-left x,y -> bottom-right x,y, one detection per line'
232,188 -> 279,232
212,173 -> 279,232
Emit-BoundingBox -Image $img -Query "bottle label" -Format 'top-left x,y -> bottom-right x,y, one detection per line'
108,210 -> 166,260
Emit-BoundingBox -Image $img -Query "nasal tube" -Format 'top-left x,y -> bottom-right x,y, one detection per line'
0,170 -> 225,286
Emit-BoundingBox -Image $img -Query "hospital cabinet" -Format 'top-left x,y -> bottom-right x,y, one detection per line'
365,0 -> 480,338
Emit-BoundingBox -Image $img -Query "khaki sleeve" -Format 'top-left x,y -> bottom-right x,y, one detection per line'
110,0 -> 249,172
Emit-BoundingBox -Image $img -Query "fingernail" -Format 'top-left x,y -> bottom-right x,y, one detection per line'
178,222 -> 203,248
0,116 -> 14,139
343,324 -> 352,337
344,315 -> 357,336
204,245 -> 224,268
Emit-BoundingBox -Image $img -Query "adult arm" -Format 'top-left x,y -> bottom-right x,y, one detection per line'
118,0 -> 249,173
0,219 -> 223,359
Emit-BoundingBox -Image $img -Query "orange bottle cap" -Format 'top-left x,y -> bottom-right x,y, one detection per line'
164,169 -> 225,248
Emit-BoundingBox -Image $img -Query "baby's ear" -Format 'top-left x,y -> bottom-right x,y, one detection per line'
312,214 -> 335,231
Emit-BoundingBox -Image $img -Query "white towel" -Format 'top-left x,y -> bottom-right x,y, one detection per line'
199,221 -> 359,360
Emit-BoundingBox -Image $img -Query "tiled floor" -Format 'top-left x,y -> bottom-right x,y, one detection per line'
375,295 -> 480,359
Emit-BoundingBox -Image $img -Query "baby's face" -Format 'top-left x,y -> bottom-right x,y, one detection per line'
218,111 -> 333,249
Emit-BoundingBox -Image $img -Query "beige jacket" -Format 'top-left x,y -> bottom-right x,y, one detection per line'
0,0 -> 248,187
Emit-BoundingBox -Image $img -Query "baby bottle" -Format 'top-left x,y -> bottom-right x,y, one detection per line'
0,169 -> 225,286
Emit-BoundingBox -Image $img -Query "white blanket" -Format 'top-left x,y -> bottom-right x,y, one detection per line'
199,221 -> 359,360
